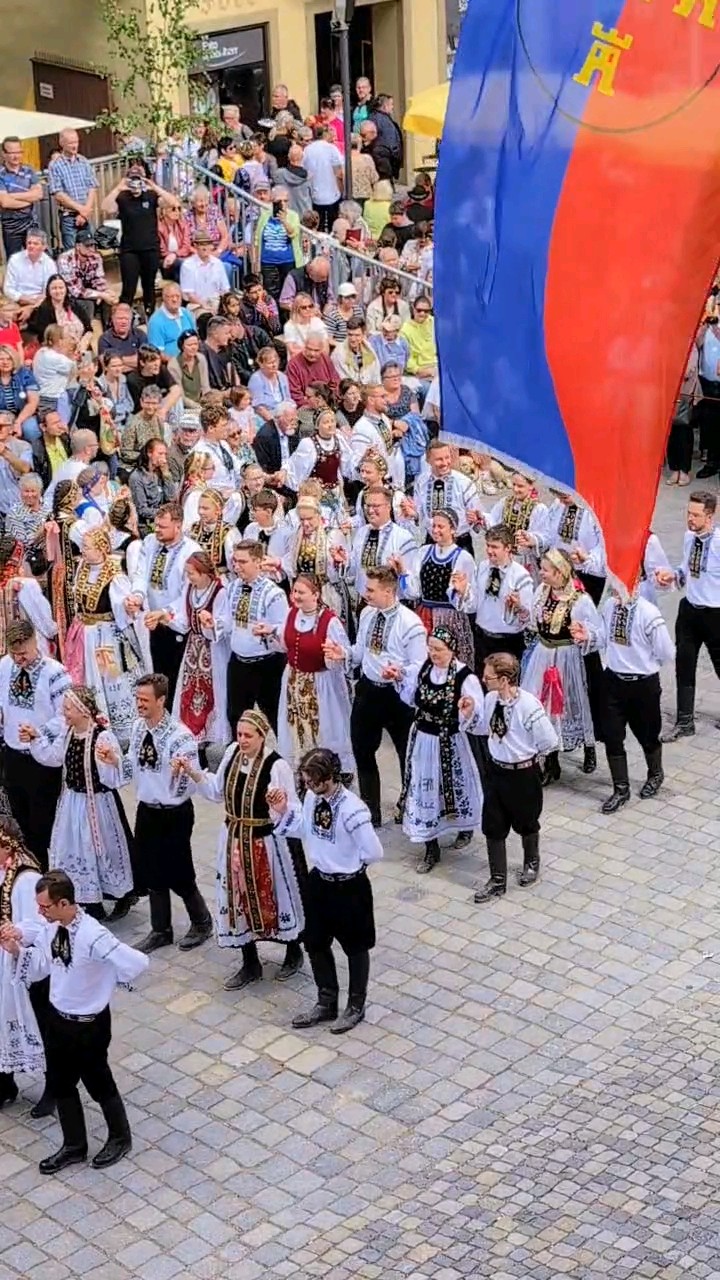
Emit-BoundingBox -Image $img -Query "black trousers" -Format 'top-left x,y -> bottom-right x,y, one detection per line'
4,748 -> 62,868
261,262 -> 294,302
45,1004 -> 118,1105
698,376 -> 720,461
303,867 -> 376,956
474,626 -> 525,675
666,406 -> 695,474
120,248 -> 161,314
313,201 -> 340,232
2,224 -> 31,258
135,799 -> 196,895
675,597 -> 720,692
227,652 -> 285,733
603,670 -> 661,756
149,625 -> 187,707
482,761 -> 543,840
350,676 -> 414,821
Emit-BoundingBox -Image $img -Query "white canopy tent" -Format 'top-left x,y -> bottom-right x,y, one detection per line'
0,106 -> 94,141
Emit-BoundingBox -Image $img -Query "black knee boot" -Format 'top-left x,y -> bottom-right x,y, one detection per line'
474,838 -> 507,903
357,766 -> 381,827
178,886 -> 213,951
417,838 -> 441,875
665,685 -> 696,741
639,745 -> 664,798
292,948 -> 339,1028
601,753 -> 631,814
224,941 -> 263,991
92,1092 -> 132,1169
517,832 -> 540,886
541,751 -> 561,787
39,1094 -> 88,1175
0,1070 -> 18,1108
30,1076 -> 56,1120
276,939 -> 304,982
582,744 -> 597,774
331,951 -> 369,1035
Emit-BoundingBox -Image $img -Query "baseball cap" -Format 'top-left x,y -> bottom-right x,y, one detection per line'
177,411 -> 201,433
338,283 -> 358,298
75,228 -> 96,247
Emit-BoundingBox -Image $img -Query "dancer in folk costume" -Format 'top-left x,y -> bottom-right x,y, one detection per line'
0,536 -> 57,658
281,495 -> 353,635
45,479 -> 81,662
24,686 -> 135,920
188,487 -> 241,579
179,710 -> 305,990
397,626 -> 483,874
520,550 -> 600,785
64,529 -> 145,745
486,470 -> 547,582
271,573 -> 355,774
154,551 -> 231,750
288,408 -> 356,522
352,450 -> 406,528
407,508 -> 475,668
0,817 -> 51,1117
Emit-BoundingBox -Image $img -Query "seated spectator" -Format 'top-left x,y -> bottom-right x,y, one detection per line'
0,410 -> 32,523
198,316 -> 238,391
184,183 -> 243,275
2,229 -> 56,324
227,388 -> 257,465
400,220 -> 433,279
279,255 -> 333,312
239,274 -> 281,337
254,185 -> 303,301
97,352 -> 134,431
380,200 -> 416,251
147,281 -> 196,357
56,229 -> 117,321
274,142 -> 312,218
248,345 -> 291,422
129,437 -> 179,534
253,401 -> 299,478
26,274 -> 93,350
377,245 -> 401,271
44,426 -> 98,507
98,301 -> 147,371
382,361 -> 419,420
0,343 -> 39,441
400,296 -> 438,380
158,195 -> 193,282
0,300 -> 23,358
127,342 -> 181,415
287,335 -> 338,408
335,378 -> 363,430
359,121 -> 393,182
365,276 -> 411,335
30,407 -> 69,489
167,330 -> 210,408
332,200 -> 370,251
167,409 -> 202,480
331,318 -> 381,386
350,135 -> 378,208
180,230 -> 229,317
211,135 -> 243,186
324,282 -> 365,346
226,315 -> 267,386
408,171 -> 435,218
32,324 -> 76,425
369,313 -> 411,373
6,471 -> 47,557
120,384 -> 165,469
283,292 -> 329,358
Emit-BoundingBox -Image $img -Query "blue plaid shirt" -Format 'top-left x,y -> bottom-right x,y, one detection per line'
48,155 -> 97,210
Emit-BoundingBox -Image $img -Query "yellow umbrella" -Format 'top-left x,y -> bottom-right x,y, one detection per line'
403,82 -> 449,139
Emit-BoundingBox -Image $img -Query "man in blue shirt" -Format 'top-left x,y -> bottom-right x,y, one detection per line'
147,281 -> 196,358
0,137 -> 43,258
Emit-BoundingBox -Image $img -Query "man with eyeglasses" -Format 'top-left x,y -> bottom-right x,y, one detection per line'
400,297 -> 438,383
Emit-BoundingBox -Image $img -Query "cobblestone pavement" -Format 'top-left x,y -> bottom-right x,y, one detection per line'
3,481 -> 720,1280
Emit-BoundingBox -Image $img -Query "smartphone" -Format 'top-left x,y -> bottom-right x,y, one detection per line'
272,200 -> 284,217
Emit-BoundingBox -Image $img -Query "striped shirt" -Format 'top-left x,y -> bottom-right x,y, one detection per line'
323,304 -> 365,345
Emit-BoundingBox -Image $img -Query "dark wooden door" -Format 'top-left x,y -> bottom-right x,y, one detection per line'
31,62 -> 114,164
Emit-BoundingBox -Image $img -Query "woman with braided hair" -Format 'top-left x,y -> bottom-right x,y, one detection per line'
45,479 -> 82,660
0,816 -> 52,1115
108,496 -> 142,578
0,534 -> 57,659
23,687 -> 135,922
188,487 -> 241,579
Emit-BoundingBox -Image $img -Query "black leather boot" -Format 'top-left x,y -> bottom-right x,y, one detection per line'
474,838 -> 507,903
358,768 -> 382,828
92,1093 -> 132,1169
83,902 -> 107,921
39,1095 -> 88,1175
541,751 -> 561,787
452,830 -> 473,850
331,951 -> 369,1035
137,889 -> 173,953
30,1078 -> 56,1120
664,685 -> 696,741
224,942 -> 263,990
601,753 -> 631,814
582,745 -> 597,774
178,887 -> 213,951
107,893 -> 138,922
416,838 -> 441,874
639,746 -> 664,798
0,1071 -> 18,1109
276,940 -> 304,982
292,948 -> 339,1027
517,833 -> 540,886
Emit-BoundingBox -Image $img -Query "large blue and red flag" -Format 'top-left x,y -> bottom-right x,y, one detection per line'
435,0 -> 720,589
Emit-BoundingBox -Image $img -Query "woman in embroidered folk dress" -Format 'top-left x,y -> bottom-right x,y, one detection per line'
108,497 -> 143,579
0,818 -> 50,1115
64,530 -> 146,745
24,687 -> 135,921
520,550 -> 599,785
281,496 -> 353,635
353,450 -> 407,528
45,479 -> 81,661
269,574 -> 355,774
188,488 -> 241,580
179,710 -> 305,991
407,509 -> 475,668
288,409 -> 356,522
396,626 -> 483,874
150,551 -> 231,751
486,471 -> 547,582
0,536 -> 57,659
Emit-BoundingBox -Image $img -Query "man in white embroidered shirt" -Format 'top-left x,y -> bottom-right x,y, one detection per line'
216,540 -> 289,733
0,868 -> 148,1174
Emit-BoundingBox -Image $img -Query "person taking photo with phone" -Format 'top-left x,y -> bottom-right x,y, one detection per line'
254,185 -> 302,303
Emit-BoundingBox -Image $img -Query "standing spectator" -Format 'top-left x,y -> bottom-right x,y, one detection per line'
302,127 -> 344,231
0,346 -> 39,442
359,121 -> 393,182
129,439 -> 179,535
350,135 -> 378,208
287,336 -> 339,408
147,282 -> 196,358
270,84 -> 303,123
47,129 -> 98,250
221,104 -> 253,144
102,164 -> 168,317
316,99 -> 345,153
97,303 -> 147,371
352,78 -> 374,131
0,137 -> 42,258
57,230 -> 117,323
2,230 -> 56,325
381,201 -> 416,251
254,185 -> 303,300
369,94 -> 404,179
157,196 -> 193,282
274,142 -> 312,217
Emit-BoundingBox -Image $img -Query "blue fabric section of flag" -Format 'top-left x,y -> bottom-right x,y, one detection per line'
434,0 -> 626,483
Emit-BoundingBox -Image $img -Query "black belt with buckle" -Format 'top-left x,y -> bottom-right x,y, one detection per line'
52,1007 -> 101,1023
315,867 -> 366,882
493,757 -> 537,771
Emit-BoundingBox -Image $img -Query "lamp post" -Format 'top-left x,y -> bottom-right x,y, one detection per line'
331,0 -> 355,200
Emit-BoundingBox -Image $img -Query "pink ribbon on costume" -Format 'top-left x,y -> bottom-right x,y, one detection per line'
540,666 -> 564,718
64,620 -> 86,685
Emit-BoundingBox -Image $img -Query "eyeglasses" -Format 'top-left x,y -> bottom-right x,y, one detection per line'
415,309 -> 431,316
298,304 -> 313,310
